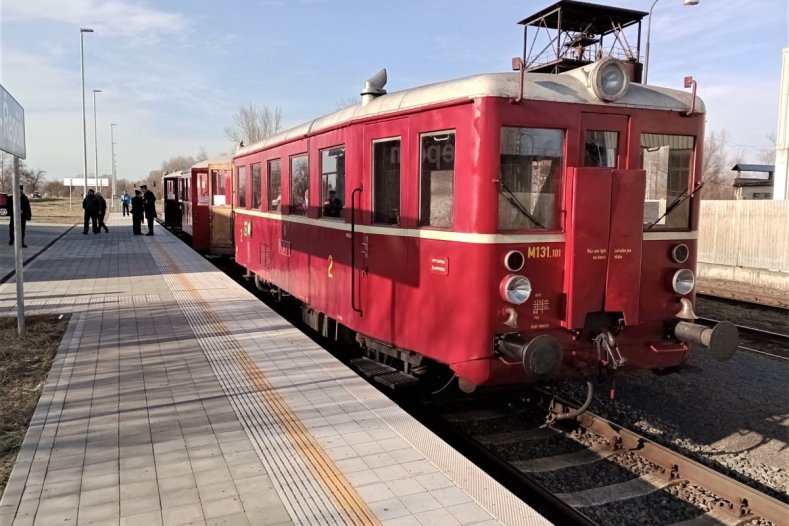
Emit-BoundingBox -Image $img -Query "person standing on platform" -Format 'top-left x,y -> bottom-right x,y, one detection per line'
7,185 -> 32,248
131,189 -> 144,235
141,185 -> 157,236
121,191 -> 131,216
82,189 -> 101,234
96,192 -> 109,232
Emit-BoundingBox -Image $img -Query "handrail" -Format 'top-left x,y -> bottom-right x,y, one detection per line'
351,186 -> 363,316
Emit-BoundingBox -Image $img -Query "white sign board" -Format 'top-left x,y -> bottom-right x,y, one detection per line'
63,178 -> 109,187
0,84 -> 25,159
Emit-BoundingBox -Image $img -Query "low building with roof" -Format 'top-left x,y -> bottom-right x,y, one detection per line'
731,164 -> 774,200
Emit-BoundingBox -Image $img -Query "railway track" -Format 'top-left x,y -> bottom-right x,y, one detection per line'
422,391 -> 787,526
696,317 -> 789,361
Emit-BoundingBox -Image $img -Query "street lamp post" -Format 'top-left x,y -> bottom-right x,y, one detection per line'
644,0 -> 699,85
80,28 -> 94,198
92,89 -> 102,192
111,123 -> 117,207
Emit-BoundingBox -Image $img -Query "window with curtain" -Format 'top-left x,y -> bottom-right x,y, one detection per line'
420,131 -> 455,228
499,127 -> 563,230
640,133 -> 694,229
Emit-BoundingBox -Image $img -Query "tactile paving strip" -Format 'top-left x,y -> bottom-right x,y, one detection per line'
150,242 -> 379,526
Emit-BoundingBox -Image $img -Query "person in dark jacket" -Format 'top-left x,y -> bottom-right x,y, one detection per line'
141,185 -> 157,235
8,185 -> 32,247
82,189 -> 101,234
96,192 -> 109,232
131,190 -> 144,235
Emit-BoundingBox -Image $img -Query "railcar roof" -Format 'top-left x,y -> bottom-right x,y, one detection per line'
192,154 -> 232,169
236,69 -> 703,158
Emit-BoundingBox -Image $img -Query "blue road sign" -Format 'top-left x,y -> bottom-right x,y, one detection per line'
0,84 -> 26,159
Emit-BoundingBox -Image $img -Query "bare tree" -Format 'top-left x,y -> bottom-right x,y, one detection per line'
224,103 -> 283,147
334,97 -> 358,111
43,180 -> 67,197
701,130 -> 736,199
758,132 -> 776,165
196,146 -> 209,162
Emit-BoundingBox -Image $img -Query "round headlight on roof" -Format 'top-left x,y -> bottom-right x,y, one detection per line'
500,275 -> 532,305
590,58 -> 629,102
672,269 -> 696,296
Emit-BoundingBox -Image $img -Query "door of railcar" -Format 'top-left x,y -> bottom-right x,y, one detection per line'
564,113 -> 646,328
209,165 -> 233,254
164,177 -> 182,229
356,119 -> 412,342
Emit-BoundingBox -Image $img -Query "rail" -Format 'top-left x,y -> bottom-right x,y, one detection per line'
696,317 -> 789,361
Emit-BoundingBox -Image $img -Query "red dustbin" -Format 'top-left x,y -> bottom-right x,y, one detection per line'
0,193 -> 8,216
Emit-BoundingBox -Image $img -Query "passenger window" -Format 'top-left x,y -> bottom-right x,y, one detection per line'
268,160 -> 281,212
237,166 -> 247,208
373,139 -> 401,225
251,163 -> 262,209
499,127 -> 563,230
211,169 -> 228,206
584,130 -> 618,167
641,134 -> 694,229
290,154 -> 308,215
420,131 -> 455,228
197,173 -> 209,205
320,146 -> 345,220
166,180 -> 175,200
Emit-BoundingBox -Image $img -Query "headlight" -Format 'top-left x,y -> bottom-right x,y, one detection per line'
672,269 -> 695,296
671,244 -> 690,264
591,59 -> 629,102
504,250 -> 525,272
500,275 -> 532,305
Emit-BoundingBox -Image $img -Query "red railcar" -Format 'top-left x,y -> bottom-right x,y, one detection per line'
163,155 -> 233,254
180,3 -> 738,397
228,58 -> 736,392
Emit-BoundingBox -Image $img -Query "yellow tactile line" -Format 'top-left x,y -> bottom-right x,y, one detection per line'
157,246 -> 380,526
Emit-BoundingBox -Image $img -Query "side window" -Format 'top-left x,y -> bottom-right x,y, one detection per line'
166,180 -> 175,200
641,134 -> 694,229
373,139 -> 401,225
320,146 -> 345,220
197,173 -> 209,205
251,163 -> 262,209
212,169 -> 227,206
420,131 -> 455,228
268,159 -> 281,212
237,166 -> 247,208
584,130 -> 618,167
499,127 -> 563,231
290,154 -> 308,215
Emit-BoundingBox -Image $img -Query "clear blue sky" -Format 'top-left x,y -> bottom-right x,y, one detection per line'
1,0 -> 786,182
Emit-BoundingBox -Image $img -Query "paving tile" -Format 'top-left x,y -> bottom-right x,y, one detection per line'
160,487 -> 200,509
78,502 -> 120,524
162,503 -> 204,526
201,497 -> 244,520
243,504 -> 292,525
120,494 -> 161,517
158,474 -> 197,493
205,511 -> 250,526
197,481 -> 238,502
80,486 -> 121,508
120,510 -> 164,526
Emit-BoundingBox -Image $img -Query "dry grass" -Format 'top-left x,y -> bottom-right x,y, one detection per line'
28,197 -> 84,224
0,315 -> 70,497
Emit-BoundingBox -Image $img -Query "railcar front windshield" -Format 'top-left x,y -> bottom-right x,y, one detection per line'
640,134 -> 694,229
499,127 -> 563,231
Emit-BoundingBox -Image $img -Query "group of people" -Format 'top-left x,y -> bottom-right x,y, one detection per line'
83,186 -> 156,236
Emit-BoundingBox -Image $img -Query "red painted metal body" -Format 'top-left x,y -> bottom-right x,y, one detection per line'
221,91 -> 707,387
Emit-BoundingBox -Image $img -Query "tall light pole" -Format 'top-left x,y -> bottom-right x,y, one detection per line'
92,89 -> 102,192
80,28 -> 94,197
111,123 -> 117,207
644,0 -> 699,85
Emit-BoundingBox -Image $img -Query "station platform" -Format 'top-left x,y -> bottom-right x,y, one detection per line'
0,214 -> 549,526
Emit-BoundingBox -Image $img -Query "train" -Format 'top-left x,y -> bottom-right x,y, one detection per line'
163,1 -> 738,402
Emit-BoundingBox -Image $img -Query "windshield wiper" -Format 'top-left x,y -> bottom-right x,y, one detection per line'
646,181 -> 704,230
499,180 -> 546,229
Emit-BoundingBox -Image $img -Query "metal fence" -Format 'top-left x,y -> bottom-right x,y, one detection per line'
698,200 -> 789,272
